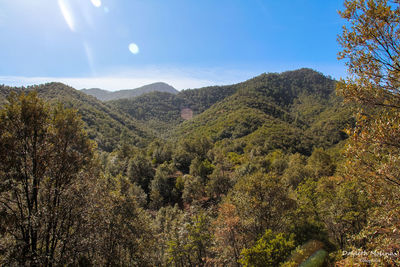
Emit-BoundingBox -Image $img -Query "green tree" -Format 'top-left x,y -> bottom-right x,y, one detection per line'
239,229 -> 295,267
189,158 -> 214,181
181,175 -> 205,204
282,153 -> 310,189
205,163 -> 234,200
166,210 -> 212,267
154,205 -> 185,265
0,92 -> 94,265
229,173 -> 296,242
98,175 -> 156,266
292,178 -> 327,245
185,211 -> 212,266
149,141 -> 172,165
293,176 -> 370,249
306,148 -> 335,178
338,0 -> 400,254
264,149 -> 288,175
316,177 -> 370,249
127,153 -> 155,194
150,162 -> 181,209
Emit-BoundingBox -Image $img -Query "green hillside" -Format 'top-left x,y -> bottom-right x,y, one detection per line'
174,68 -> 353,155
1,69 -> 364,267
0,82 -> 154,151
107,69 -> 352,149
108,84 -> 237,136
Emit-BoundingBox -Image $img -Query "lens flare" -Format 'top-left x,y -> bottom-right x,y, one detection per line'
58,0 -> 75,31
84,42 -> 96,75
129,43 -> 139,54
91,0 -> 102,8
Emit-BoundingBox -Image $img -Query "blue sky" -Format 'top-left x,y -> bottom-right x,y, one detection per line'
0,0 -> 346,90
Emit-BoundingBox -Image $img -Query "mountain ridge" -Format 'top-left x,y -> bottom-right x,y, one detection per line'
0,68 -> 351,153
81,82 -> 178,101
170,68 -> 352,155
106,68 -> 351,149
0,82 -> 154,151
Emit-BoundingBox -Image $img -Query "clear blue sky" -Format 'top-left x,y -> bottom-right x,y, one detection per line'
0,0 -> 347,90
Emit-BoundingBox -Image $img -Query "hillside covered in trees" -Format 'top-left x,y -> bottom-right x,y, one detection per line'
4,57 -> 400,267
0,83 -> 154,151
107,83 -> 238,136
2,67 -> 378,266
105,68 -> 352,144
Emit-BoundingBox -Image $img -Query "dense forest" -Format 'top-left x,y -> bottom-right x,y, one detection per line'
0,69 -> 369,266
1,0 -> 400,266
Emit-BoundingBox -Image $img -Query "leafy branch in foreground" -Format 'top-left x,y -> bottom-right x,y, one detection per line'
337,0 -> 400,261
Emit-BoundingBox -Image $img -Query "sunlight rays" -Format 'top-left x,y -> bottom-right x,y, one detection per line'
57,0 -> 109,75
84,42 -> 96,75
58,0 -> 75,32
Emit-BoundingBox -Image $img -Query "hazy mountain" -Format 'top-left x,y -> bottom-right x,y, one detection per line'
81,82 -> 178,101
0,83 -> 154,151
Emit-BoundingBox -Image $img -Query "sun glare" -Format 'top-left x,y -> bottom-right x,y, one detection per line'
129,43 -> 139,54
91,0 -> 102,8
58,0 -> 75,32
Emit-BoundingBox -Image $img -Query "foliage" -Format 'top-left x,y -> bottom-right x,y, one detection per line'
94,175 -> 156,266
205,162 -> 234,201
0,83 -> 153,151
283,240 -> 326,267
213,202 -> 243,266
108,84 -> 237,136
282,153 -> 310,189
0,92 -> 94,265
228,172 -> 296,242
239,229 -> 295,267
154,206 -> 212,266
293,175 -> 371,250
0,67 -> 365,265
127,153 -> 155,194
337,0 -> 400,257
181,175 -> 205,204
297,249 -> 327,267
150,162 -> 181,209
306,148 -> 335,178
173,69 -> 350,158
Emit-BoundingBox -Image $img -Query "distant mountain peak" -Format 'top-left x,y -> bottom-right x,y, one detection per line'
81,82 -> 178,101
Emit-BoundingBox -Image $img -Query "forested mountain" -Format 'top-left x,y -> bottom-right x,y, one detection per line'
0,83 -> 153,151
108,84 -> 237,136
174,68 -> 352,155
107,68 -> 352,149
81,82 -> 178,101
1,68 -> 379,266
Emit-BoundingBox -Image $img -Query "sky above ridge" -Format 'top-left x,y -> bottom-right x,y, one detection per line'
0,0 -> 347,91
